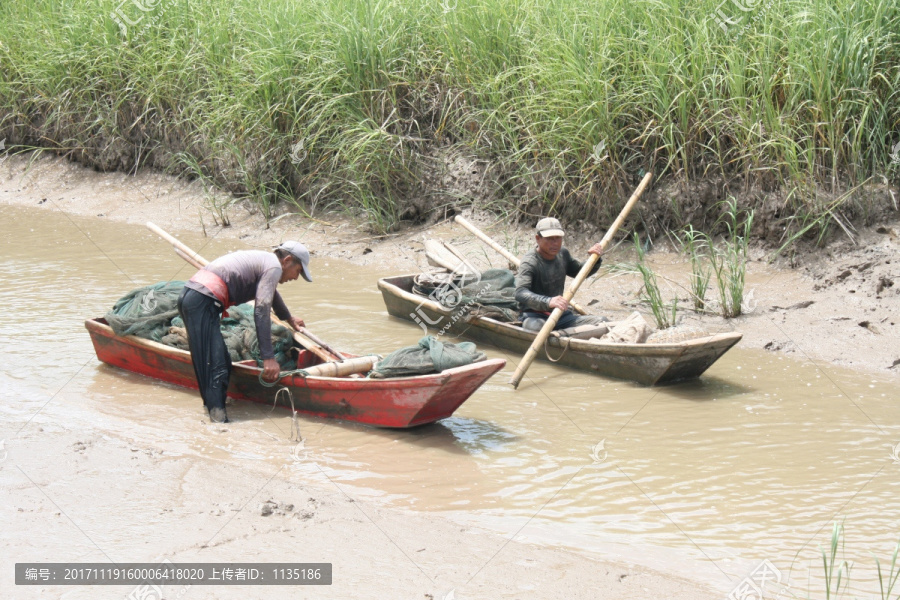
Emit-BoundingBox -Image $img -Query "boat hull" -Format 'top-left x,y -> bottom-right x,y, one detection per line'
378,275 -> 742,385
85,318 -> 505,428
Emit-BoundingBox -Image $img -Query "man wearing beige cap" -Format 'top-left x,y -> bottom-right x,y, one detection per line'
177,242 -> 312,423
514,217 -> 607,332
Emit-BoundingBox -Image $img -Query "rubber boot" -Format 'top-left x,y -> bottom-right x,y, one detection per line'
208,406 -> 229,423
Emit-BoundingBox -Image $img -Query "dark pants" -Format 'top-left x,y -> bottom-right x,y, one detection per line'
521,310 -> 607,332
177,288 -> 231,412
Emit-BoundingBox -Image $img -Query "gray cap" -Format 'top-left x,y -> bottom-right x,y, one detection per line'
276,241 -> 312,282
536,217 -> 565,238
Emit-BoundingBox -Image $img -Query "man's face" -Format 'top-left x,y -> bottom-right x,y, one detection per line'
536,234 -> 563,260
280,257 -> 305,283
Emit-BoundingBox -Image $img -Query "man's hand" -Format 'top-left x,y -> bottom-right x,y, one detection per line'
548,296 -> 570,312
287,316 -> 305,331
588,242 -> 604,256
262,358 -> 281,382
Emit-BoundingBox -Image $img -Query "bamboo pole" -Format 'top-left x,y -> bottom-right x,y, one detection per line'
174,247 -> 203,270
298,327 -> 348,361
508,172 -> 653,388
454,216 -> 520,266
299,356 -> 379,378
146,222 -> 209,266
441,240 -> 478,274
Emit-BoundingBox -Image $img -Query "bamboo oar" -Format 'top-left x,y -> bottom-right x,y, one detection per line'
297,327 -> 347,361
453,215 -> 588,316
299,356 -> 380,378
147,222 -> 209,267
454,216 -> 520,267
146,222 -> 342,364
508,172 -> 653,389
441,240 -> 478,274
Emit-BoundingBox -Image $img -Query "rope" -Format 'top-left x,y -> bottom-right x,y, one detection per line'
258,368 -> 309,387
270,387 -> 302,442
543,334 -> 573,363
257,353 -> 381,387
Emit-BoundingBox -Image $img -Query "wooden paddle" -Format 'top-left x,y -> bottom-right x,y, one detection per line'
453,215 -> 521,267
508,172 -> 653,389
454,215 -> 589,316
297,326 -> 348,361
146,222 -> 342,364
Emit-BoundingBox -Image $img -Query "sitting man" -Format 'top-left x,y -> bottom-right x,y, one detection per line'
514,217 -> 607,332
177,242 -> 311,423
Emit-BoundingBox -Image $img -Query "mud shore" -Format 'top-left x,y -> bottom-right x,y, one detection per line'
2,153 -> 898,599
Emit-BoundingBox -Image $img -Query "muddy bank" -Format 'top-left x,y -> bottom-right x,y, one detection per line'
3,152 -> 900,600
2,417 -> 718,599
2,152 -> 898,379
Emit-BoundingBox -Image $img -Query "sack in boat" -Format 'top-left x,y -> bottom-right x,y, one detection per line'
553,322 -> 610,340
370,335 -> 486,378
646,325 -> 711,343
599,311 -> 654,344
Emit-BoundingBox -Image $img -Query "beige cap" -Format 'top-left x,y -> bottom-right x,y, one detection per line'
536,217 -> 565,238
276,241 -> 312,282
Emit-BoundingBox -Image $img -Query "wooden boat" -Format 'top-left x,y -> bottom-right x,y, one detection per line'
85,317 -> 506,428
377,275 -> 742,386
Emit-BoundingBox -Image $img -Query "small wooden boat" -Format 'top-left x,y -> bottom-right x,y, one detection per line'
378,275 -> 742,386
85,317 -> 506,428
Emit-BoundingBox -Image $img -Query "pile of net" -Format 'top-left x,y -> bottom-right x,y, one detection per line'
412,268 -> 519,322
105,282 -> 296,369
105,281 -> 184,341
370,335 -> 486,378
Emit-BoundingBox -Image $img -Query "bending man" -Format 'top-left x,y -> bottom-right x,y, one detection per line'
515,217 -> 607,332
177,242 -> 311,423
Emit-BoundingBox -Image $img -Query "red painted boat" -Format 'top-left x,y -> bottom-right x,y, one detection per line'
85,318 -> 506,428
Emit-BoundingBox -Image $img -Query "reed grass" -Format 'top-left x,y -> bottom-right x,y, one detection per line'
682,225 -> 711,310
0,0 -> 897,231
822,522 -> 852,600
706,198 -> 753,318
804,523 -> 900,600
633,233 -> 676,329
875,535 -> 900,600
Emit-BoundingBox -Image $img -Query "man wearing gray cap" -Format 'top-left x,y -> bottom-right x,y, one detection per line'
177,241 -> 312,423
515,217 -> 607,332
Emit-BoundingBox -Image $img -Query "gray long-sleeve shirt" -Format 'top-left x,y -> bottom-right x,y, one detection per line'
184,250 -> 293,360
514,247 -> 601,313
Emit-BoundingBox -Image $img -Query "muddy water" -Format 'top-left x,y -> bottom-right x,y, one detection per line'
2,204 -> 899,593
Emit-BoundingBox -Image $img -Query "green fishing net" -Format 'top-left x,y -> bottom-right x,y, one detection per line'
370,335 -> 486,378
105,282 -> 296,369
412,268 -> 519,322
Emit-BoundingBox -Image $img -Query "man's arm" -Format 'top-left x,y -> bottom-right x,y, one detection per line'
514,257 -> 552,312
272,290 -> 293,322
272,290 -> 304,333
254,268 -> 285,362
564,247 -> 602,278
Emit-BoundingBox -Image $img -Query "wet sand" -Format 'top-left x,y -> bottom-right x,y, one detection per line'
1,153 -> 898,599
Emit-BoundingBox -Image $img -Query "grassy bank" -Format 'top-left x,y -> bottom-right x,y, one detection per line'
0,0 -> 898,233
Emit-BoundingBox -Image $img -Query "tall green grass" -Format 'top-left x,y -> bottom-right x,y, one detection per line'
633,233 -> 677,329
682,225 -> 711,310
706,197 -> 754,318
0,0 -> 897,231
